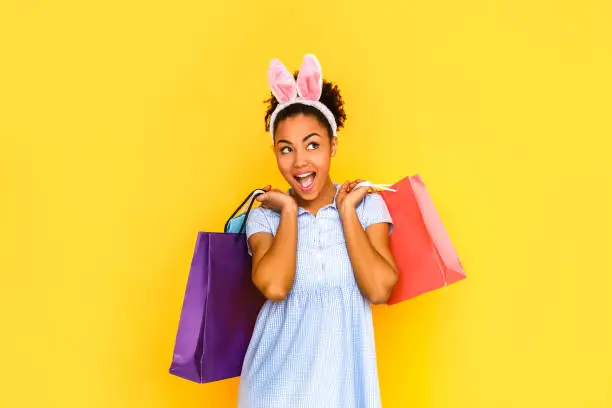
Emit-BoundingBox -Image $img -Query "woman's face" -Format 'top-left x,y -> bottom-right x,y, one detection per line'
274,113 -> 337,202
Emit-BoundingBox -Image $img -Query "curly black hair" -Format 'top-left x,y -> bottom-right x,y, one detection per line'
264,71 -> 347,139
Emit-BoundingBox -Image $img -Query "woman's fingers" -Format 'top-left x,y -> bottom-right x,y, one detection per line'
255,188 -> 296,212
336,181 -> 349,204
340,180 -> 350,194
257,185 -> 272,203
257,186 -> 279,200
349,179 -> 365,191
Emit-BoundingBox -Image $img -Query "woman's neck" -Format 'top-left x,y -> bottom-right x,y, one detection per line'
292,177 -> 337,215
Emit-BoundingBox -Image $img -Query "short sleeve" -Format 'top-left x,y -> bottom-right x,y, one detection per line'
245,206 -> 273,255
357,193 -> 394,234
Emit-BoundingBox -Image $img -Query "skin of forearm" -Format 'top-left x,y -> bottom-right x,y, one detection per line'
340,206 -> 397,304
252,205 -> 299,301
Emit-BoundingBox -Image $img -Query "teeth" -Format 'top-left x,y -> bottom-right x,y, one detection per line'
295,172 -> 314,179
297,173 -> 315,188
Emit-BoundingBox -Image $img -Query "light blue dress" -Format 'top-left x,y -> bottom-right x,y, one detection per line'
237,184 -> 393,408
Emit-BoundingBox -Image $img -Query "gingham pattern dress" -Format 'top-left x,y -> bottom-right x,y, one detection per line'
237,184 -> 393,408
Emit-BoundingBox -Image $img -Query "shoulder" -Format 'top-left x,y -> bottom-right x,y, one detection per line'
356,192 -> 388,214
248,206 -> 281,221
355,192 -> 393,230
245,206 -> 280,236
246,206 -> 274,226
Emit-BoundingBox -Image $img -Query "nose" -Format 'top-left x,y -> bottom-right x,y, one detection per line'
293,148 -> 308,169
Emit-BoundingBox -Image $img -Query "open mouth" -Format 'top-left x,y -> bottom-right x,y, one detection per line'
294,171 -> 316,192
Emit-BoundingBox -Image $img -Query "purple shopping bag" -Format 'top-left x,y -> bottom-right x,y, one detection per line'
169,190 -> 267,383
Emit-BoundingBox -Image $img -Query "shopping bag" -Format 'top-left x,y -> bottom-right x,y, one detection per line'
169,190 -> 267,383
379,175 -> 466,304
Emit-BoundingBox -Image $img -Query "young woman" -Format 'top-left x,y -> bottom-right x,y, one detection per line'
237,54 -> 398,408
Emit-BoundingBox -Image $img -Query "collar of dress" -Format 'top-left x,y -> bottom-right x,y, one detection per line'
286,183 -> 342,216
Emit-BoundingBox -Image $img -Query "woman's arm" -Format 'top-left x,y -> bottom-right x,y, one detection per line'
248,195 -> 298,301
340,205 -> 398,304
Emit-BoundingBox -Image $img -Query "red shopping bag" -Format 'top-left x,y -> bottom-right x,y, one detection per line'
379,175 -> 466,304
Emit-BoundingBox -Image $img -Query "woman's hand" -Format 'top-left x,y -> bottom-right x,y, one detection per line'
256,185 -> 298,213
336,179 -> 372,214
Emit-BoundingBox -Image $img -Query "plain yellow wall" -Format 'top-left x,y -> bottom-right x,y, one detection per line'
1,0 -> 611,407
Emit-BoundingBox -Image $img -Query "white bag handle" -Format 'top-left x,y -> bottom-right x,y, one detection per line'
352,181 -> 397,192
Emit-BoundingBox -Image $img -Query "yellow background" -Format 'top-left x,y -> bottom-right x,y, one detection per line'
1,0 -> 611,406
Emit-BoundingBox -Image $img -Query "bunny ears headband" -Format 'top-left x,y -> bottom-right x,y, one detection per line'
267,54 -> 337,139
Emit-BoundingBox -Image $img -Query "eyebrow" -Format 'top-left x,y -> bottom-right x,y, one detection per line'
276,133 -> 320,146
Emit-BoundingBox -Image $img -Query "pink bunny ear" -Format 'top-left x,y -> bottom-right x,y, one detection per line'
268,59 -> 297,103
296,54 -> 323,101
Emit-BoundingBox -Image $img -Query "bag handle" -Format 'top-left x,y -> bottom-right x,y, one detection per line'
224,189 -> 266,233
352,181 -> 397,192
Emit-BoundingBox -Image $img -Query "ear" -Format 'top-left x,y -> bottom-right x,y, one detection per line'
268,58 -> 297,103
296,54 -> 323,101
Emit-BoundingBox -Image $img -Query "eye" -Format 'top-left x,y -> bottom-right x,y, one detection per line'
306,142 -> 320,151
280,146 -> 292,154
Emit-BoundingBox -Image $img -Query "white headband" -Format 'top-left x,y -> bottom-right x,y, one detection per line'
267,54 -> 338,140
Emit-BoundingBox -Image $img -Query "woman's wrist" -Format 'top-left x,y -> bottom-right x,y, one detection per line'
281,201 -> 298,216
339,204 -> 357,220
